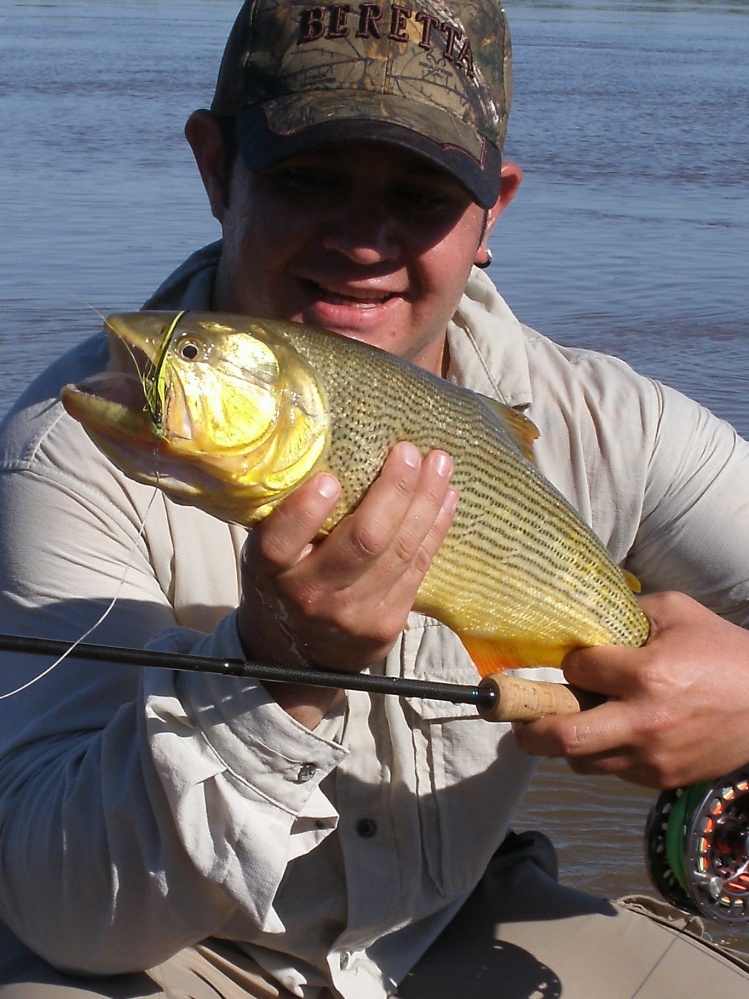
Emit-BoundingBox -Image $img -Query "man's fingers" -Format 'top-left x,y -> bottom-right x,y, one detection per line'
514,593 -> 749,788
365,447 -> 455,572
239,444 -> 458,673
247,473 -> 341,571
561,643 -> 638,695
514,698 -> 632,760
299,444 -> 455,590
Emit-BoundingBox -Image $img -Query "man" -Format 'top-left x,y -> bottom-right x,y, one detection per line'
1,0 -> 749,996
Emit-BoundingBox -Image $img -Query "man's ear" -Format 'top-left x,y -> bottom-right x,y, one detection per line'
486,161 -> 523,235
474,162 -> 522,267
185,110 -> 229,223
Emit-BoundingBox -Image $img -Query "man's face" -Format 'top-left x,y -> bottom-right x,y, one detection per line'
212,142 -> 492,376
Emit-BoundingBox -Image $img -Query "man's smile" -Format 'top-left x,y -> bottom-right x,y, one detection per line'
300,278 -> 403,309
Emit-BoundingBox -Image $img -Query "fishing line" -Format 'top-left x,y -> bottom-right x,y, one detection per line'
663,782 -> 709,894
2,310 -> 187,700
6,305 -> 165,700
0,304 -> 184,701
0,484 -> 162,700
65,296 -> 108,322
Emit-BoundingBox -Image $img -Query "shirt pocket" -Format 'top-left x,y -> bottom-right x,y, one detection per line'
400,621 -> 536,897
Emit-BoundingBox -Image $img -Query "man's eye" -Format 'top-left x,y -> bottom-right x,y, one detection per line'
396,187 -> 458,217
277,168 -> 338,193
410,191 -> 449,209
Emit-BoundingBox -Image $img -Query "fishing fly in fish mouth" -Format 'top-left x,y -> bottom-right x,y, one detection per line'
144,310 -> 185,430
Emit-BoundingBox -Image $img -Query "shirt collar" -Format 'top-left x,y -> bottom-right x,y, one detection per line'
142,241 -> 221,311
445,268 -> 533,409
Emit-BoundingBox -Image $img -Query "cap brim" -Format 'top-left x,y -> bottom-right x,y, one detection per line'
235,98 -> 501,208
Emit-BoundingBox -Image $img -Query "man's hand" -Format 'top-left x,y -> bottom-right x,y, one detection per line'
237,442 -> 458,727
514,592 -> 749,788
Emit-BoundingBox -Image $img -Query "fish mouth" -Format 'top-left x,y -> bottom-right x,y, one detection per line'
60,321 -> 207,495
62,371 -> 222,501
61,374 -> 151,440
60,319 -> 165,443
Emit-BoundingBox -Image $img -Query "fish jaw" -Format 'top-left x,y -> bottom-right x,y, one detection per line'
60,366 -> 224,512
60,326 -> 166,477
60,312 -> 177,451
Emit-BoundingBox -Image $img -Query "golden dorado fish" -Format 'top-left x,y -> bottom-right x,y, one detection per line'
61,310 -> 650,675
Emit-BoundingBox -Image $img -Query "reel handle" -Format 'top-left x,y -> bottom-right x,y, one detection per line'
477,674 -> 603,722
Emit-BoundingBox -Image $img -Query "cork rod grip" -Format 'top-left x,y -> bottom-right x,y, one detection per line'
477,674 -> 599,722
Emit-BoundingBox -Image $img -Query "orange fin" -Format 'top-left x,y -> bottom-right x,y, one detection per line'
479,396 -> 539,463
459,634 -> 566,678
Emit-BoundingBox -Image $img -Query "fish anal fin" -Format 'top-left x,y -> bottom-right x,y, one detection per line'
459,634 -> 566,678
479,396 -> 539,463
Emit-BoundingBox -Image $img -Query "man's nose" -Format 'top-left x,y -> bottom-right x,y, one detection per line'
321,199 -> 400,264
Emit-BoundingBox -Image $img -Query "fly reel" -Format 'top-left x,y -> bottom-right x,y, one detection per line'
645,768 -> 749,923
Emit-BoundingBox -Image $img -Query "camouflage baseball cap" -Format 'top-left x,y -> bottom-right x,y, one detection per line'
211,0 -> 512,207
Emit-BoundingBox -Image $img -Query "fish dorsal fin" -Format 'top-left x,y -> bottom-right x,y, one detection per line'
621,567 -> 642,594
479,396 -> 539,463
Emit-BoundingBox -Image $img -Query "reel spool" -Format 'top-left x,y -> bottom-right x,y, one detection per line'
646,768 -> 749,923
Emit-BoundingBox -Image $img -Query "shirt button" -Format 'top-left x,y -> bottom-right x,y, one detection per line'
339,951 -> 351,970
356,817 -> 378,838
296,763 -> 317,783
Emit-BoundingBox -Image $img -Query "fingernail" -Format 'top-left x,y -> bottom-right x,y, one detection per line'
399,442 -> 420,468
433,452 -> 453,478
443,487 -> 460,514
316,474 -> 339,499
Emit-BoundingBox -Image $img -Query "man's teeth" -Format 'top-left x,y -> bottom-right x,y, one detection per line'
318,287 -> 392,306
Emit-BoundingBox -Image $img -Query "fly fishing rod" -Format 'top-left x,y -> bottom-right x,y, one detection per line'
3,632 -> 748,923
0,633 -> 589,722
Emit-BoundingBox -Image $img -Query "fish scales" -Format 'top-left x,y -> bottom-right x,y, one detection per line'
207,317 -> 649,668
60,312 -> 650,675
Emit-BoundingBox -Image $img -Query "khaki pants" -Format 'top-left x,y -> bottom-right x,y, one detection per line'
3,833 -> 749,999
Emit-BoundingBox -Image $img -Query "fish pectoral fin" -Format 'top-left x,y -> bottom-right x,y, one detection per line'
459,633 -> 566,678
478,396 -> 539,463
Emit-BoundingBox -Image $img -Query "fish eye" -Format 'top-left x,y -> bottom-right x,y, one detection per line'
180,342 -> 199,361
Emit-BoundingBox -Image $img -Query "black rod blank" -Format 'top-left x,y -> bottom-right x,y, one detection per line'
0,633 -> 496,711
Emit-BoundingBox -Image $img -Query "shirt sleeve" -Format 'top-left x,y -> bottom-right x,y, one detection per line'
626,381 -> 749,623
526,333 -> 749,623
0,400 -> 346,975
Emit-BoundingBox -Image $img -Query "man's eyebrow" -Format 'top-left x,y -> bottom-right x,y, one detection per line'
405,163 -> 453,180
290,148 -> 456,182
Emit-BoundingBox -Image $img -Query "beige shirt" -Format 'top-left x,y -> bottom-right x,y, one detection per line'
1,242 -> 748,997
